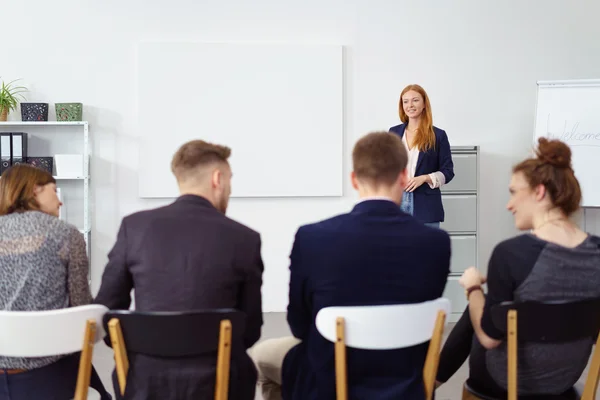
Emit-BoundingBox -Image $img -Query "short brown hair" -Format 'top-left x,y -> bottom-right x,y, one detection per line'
0,164 -> 56,216
171,140 -> 231,181
513,137 -> 581,216
352,131 -> 408,185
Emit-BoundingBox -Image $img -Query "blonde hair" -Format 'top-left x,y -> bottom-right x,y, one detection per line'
398,84 -> 436,151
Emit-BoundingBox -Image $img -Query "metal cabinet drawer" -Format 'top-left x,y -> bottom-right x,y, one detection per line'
450,235 -> 477,273
440,195 -> 477,233
442,277 -> 468,314
442,153 -> 477,192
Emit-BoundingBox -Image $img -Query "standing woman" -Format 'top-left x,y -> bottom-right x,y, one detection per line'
390,84 -> 454,227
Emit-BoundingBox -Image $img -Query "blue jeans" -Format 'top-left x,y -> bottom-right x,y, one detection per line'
400,191 -> 440,228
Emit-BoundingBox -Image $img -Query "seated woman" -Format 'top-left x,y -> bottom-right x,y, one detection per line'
436,138 -> 600,397
0,164 -> 110,400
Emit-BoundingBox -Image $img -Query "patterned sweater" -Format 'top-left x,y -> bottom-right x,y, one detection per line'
0,211 -> 92,369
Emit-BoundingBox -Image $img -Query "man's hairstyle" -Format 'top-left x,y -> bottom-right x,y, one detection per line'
171,139 -> 231,181
352,131 -> 408,185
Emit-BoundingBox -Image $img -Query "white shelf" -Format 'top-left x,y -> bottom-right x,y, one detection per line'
0,121 -> 88,126
54,176 -> 88,180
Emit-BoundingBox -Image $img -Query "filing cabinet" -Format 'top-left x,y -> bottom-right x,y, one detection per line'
442,146 -> 479,320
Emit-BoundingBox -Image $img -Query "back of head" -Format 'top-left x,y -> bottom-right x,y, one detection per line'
352,131 -> 408,186
0,164 -> 56,216
171,139 -> 231,185
513,137 -> 581,216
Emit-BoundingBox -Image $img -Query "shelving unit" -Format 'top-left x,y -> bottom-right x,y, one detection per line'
0,121 -> 91,277
440,145 -> 480,322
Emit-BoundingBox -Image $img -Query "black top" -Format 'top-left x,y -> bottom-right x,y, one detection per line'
479,233 -> 600,394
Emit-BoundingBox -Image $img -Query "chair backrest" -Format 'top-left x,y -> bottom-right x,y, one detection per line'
491,298 -> 600,342
315,298 -> 451,350
102,309 -> 245,357
0,304 -> 108,357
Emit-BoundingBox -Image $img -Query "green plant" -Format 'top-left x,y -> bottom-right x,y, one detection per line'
0,78 -> 27,115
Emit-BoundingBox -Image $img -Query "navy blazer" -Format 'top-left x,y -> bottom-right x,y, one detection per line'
282,200 -> 451,400
389,124 -> 454,223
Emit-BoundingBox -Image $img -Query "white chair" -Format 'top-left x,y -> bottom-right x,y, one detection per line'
316,298 -> 451,400
0,304 -> 109,400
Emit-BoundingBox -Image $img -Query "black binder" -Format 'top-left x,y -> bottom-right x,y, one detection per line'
0,132 -> 28,175
0,133 -> 11,175
10,133 -> 27,165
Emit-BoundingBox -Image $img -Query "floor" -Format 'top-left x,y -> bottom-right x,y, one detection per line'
89,313 -> 594,400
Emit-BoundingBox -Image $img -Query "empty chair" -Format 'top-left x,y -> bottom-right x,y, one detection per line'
0,304 -> 109,400
316,298 -> 451,400
104,309 -> 246,400
462,298 -> 600,400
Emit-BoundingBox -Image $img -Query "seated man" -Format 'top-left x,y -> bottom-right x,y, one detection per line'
251,131 -> 451,400
94,140 -> 264,400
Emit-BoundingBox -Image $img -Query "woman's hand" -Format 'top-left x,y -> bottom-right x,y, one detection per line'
405,175 -> 428,192
459,266 -> 486,289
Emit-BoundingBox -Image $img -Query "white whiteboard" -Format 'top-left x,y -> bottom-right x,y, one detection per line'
137,42 -> 343,198
534,79 -> 600,207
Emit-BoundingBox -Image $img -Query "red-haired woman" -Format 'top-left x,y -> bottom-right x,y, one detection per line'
390,84 -> 454,228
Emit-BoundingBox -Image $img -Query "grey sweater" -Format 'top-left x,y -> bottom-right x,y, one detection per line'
0,211 -> 92,369
481,233 -> 600,394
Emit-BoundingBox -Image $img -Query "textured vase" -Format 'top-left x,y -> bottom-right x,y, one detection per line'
55,103 -> 83,121
21,103 -> 49,121
0,108 -> 7,121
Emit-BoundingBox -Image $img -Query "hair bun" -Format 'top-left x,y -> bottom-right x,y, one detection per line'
535,137 -> 572,169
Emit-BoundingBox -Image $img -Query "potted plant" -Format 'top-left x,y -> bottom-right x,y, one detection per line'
0,78 -> 27,121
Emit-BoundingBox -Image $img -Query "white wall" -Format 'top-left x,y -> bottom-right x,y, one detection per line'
3,0 -> 600,311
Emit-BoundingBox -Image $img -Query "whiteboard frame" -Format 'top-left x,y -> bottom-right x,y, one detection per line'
533,78 -> 600,209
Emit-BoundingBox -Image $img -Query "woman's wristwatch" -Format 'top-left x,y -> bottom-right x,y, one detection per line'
465,285 -> 483,300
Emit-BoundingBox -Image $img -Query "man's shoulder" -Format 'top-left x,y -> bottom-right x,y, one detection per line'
123,204 -> 259,240
407,222 -> 451,248
296,212 -> 349,235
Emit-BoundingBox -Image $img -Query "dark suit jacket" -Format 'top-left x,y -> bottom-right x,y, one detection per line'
389,124 -> 454,223
94,194 -> 263,400
281,200 -> 451,400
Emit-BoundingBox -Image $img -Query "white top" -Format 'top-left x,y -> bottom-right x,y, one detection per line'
402,134 -> 446,189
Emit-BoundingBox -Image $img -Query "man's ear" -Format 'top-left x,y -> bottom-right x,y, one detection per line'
351,171 -> 359,190
211,168 -> 222,188
398,168 -> 408,190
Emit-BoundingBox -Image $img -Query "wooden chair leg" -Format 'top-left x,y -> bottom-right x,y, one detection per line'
108,318 -> 129,397
581,332 -> 600,400
423,310 -> 446,400
507,310 -> 518,400
74,319 -> 96,400
215,319 -> 232,400
335,317 -> 348,400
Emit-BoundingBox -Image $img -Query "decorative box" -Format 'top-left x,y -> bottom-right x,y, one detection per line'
55,103 -> 83,121
21,103 -> 49,121
26,157 -> 54,174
